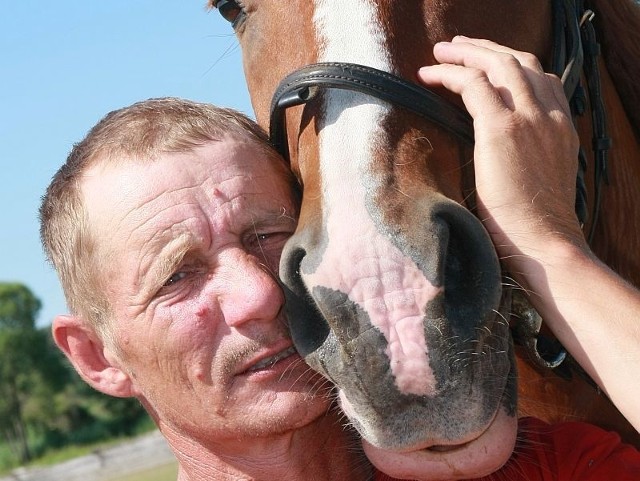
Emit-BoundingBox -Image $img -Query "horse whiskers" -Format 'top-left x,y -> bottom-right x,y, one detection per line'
410,135 -> 434,153
494,440 -> 545,481
202,38 -> 241,76
308,377 -> 335,400
501,279 -> 526,291
248,214 -> 280,276
461,186 -> 478,207
380,184 -> 414,198
280,359 -> 324,384
280,359 -> 333,397
446,342 -> 509,372
488,309 -> 510,327
278,205 -> 297,222
448,352 -> 509,372
496,251 -> 537,261
500,275 -> 539,297
392,158 -> 419,166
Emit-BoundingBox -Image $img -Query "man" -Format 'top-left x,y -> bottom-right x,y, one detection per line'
41,40 -> 639,480
40,98 -> 372,480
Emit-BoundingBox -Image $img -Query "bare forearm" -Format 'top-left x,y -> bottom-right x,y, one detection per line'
509,240 -> 640,431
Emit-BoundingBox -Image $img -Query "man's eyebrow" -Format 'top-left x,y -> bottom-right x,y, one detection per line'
143,232 -> 198,294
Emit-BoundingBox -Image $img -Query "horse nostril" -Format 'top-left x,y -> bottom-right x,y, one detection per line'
279,239 -> 332,358
435,202 -> 502,331
279,242 -> 307,296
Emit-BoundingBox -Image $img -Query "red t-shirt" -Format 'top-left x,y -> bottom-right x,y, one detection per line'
374,417 -> 640,480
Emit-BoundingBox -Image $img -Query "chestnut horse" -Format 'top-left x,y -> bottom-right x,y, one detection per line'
210,0 -> 640,476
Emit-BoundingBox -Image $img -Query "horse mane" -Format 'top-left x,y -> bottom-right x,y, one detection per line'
589,0 -> 640,140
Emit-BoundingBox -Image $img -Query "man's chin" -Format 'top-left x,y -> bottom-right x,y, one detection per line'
362,409 -> 517,481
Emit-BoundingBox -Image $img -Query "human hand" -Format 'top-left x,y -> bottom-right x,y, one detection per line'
417,36 -> 586,263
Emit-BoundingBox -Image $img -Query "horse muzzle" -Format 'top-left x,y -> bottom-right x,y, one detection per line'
279,193 -> 516,448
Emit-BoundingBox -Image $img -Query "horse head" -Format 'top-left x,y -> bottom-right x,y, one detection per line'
210,0 -> 640,477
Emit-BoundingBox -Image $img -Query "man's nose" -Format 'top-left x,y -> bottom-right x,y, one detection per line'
218,249 -> 285,327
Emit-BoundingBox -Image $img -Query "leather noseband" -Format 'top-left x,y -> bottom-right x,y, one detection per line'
269,62 -> 474,162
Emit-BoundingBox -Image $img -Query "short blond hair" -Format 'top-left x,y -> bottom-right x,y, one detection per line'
40,97 -> 292,334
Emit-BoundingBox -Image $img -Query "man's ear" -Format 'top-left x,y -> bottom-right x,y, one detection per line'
52,315 -> 134,398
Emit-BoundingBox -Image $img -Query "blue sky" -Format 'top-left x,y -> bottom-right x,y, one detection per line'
0,2 -> 251,327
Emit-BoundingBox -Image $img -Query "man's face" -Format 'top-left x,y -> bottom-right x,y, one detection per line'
81,137 -> 329,447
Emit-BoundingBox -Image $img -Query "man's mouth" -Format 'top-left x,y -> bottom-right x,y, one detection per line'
247,346 -> 298,372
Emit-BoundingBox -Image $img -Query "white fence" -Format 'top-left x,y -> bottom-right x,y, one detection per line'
0,430 -> 176,481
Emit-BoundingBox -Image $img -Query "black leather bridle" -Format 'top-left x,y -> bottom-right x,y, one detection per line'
269,63 -> 474,155
268,0 -> 609,375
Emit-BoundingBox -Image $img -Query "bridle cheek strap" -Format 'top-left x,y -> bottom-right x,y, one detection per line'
553,0 -> 610,241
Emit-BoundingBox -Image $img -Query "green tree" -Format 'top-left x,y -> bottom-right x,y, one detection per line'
0,282 -> 46,463
0,282 -> 41,329
0,282 -> 152,468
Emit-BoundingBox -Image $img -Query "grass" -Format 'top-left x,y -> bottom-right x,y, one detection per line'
107,461 -> 178,481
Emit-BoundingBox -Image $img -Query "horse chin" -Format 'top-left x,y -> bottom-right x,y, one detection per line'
361,407 -> 517,481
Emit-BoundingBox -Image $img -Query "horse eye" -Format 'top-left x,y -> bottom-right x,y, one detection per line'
214,0 -> 244,26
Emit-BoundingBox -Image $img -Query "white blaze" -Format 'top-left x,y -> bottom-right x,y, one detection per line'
311,0 -> 440,396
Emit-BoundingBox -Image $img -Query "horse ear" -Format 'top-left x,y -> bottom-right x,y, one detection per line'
52,315 -> 134,398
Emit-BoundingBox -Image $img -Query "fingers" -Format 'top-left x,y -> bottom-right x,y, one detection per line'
418,36 -> 571,119
430,39 -> 538,111
417,62 -> 510,120
448,37 -> 571,117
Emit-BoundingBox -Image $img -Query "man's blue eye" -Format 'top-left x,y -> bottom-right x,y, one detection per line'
164,271 -> 188,287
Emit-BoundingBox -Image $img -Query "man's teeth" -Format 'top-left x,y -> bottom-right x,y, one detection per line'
248,346 -> 297,371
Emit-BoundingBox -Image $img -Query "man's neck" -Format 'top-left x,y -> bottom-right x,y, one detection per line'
162,410 -> 373,481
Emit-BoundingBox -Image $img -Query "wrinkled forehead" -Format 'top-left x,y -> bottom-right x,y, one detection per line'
80,139 -> 296,238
